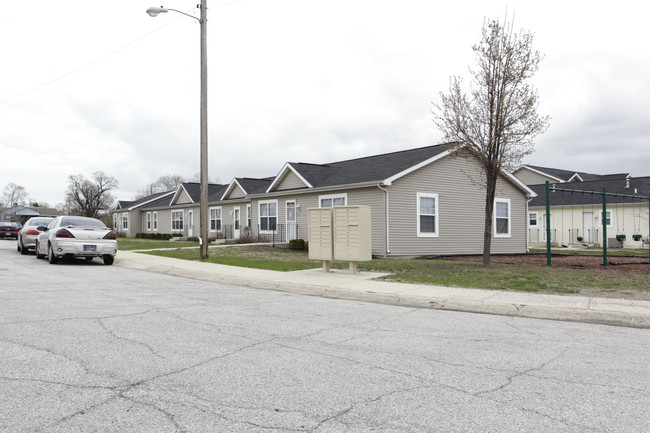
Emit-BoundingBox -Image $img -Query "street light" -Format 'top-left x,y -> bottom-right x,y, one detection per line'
146,1 -> 210,259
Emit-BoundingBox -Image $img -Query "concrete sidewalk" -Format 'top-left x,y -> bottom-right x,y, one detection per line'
115,250 -> 650,328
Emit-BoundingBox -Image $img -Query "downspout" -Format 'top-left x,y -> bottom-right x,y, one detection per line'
525,197 -> 532,253
377,183 -> 390,257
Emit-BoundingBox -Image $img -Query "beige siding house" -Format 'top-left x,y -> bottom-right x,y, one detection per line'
113,143 -> 536,256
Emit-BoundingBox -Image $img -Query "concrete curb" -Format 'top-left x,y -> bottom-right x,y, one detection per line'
115,251 -> 650,328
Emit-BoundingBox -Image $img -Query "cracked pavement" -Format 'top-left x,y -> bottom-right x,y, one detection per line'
1,241 -> 649,432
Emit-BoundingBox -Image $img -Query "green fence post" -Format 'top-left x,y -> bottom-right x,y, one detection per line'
602,187 -> 607,267
546,181 -> 552,266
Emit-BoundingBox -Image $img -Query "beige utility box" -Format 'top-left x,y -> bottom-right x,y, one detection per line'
308,207 -> 334,261
333,206 -> 372,261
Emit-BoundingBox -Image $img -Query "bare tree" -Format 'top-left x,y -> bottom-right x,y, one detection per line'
64,172 -> 118,218
433,17 -> 550,266
1,183 -> 28,208
135,174 -> 186,199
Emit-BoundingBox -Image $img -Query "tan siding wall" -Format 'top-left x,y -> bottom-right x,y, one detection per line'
175,189 -> 193,204
226,185 -> 245,199
514,169 -> 556,185
388,156 -> 528,255
275,171 -> 307,190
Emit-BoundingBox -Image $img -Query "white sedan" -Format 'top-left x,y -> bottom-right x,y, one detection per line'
35,216 -> 118,265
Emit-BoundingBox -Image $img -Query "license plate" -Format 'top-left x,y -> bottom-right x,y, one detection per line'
84,245 -> 96,252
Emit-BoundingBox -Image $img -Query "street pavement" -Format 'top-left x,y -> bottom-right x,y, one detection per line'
115,249 -> 650,328
1,241 -> 649,432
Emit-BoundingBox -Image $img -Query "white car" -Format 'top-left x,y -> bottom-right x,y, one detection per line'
17,217 -> 54,255
35,216 -> 118,265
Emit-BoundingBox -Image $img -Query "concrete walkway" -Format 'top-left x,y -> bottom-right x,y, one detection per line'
115,250 -> 650,328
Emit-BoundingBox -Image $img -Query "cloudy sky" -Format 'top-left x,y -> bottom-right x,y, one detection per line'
1,0 -> 648,206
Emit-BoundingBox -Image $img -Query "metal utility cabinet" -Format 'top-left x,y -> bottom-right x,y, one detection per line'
308,206 -> 371,273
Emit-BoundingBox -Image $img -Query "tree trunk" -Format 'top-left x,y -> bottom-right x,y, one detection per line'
482,166 -> 498,266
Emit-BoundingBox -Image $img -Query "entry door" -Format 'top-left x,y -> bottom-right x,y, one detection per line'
187,210 -> 194,237
542,213 -> 553,242
583,212 -> 594,242
233,207 -> 241,239
286,201 -> 297,241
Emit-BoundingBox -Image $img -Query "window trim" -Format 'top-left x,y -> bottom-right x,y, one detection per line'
416,192 -> 439,238
494,198 -> 511,238
246,204 -> 252,228
171,209 -> 184,232
528,211 -> 538,227
209,206 -> 222,232
600,210 -> 613,228
318,193 -> 347,208
122,213 -> 128,230
146,212 -> 152,231
258,199 -> 278,233
152,211 -> 158,231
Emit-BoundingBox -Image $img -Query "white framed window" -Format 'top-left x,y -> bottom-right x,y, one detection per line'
246,204 -> 251,228
494,198 -> 511,237
417,193 -> 439,237
153,212 -> 158,231
319,193 -> 347,208
171,210 -> 184,231
210,207 -> 222,231
146,212 -> 152,231
258,200 -> 278,232
528,212 -> 538,227
600,210 -> 612,227
122,213 -> 128,230
113,214 -> 118,230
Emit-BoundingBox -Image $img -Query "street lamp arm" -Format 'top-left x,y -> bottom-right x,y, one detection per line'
146,6 -> 201,22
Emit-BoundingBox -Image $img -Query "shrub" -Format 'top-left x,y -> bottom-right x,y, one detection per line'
288,238 -> 307,250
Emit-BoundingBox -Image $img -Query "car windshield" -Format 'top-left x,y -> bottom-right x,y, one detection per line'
28,219 -> 52,227
60,217 -> 106,229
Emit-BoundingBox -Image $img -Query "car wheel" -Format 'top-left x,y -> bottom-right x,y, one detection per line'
35,241 -> 45,259
48,244 -> 58,264
20,239 -> 28,255
103,255 -> 114,266
17,242 -> 21,252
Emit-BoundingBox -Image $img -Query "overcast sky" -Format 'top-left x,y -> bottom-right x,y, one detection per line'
1,0 -> 649,206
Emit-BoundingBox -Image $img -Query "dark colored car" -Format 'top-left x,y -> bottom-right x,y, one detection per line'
0,221 -> 22,239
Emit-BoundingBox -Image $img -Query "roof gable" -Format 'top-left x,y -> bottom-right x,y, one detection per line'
267,163 -> 314,192
221,179 -> 247,200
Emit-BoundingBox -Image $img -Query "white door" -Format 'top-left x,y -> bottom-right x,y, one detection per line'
187,210 -> 194,237
286,201 -> 297,241
582,212 -> 594,242
233,207 -> 240,239
542,213 -> 554,242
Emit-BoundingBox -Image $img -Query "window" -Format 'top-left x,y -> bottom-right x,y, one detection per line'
153,212 -> 158,231
601,211 -> 612,227
122,213 -> 128,230
528,212 -> 538,227
246,204 -> 251,228
171,210 -> 184,231
417,193 -> 439,237
146,212 -> 152,231
319,193 -> 347,208
113,214 -> 118,230
494,198 -> 511,237
210,207 -> 222,231
259,200 -> 277,232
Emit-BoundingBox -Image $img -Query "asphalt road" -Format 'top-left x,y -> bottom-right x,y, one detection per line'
1,240 -> 648,432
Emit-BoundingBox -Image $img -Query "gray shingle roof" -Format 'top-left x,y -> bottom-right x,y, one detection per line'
236,177 -> 274,195
523,165 -> 629,183
288,143 -> 453,188
529,177 -> 650,207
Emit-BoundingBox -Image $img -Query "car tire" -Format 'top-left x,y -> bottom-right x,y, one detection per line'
20,239 -> 28,255
35,241 -> 45,259
48,244 -> 58,264
103,255 -> 114,266
17,242 -> 21,252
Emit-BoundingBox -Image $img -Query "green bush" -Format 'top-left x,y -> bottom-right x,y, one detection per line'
288,238 -> 307,250
135,232 -> 173,240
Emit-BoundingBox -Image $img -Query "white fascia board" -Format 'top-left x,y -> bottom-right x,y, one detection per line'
502,169 -> 537,198
250,180 -> 378,199
521,165 -> 564,183
170,184 -> 194,205
220,178 -> 247,201
266,163 -> 313,193
568,173 -> 584,182
126,191 -> 175,211
382,150 -> 452,186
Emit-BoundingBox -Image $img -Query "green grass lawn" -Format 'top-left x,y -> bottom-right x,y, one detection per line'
137,244 -> 650,298
118,238 -> 200,250
530,248 -> 650,257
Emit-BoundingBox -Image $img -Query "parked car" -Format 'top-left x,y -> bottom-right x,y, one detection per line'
17,217 -> 54,254
35,216 -> 118,265
0,221 -> 22,239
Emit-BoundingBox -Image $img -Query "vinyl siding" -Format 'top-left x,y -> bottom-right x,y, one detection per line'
175,189 -> 193,204
387,156 -> 528,255
514,168 -> 558,185
275,170 -> 308,190
226,184 -> 245,199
